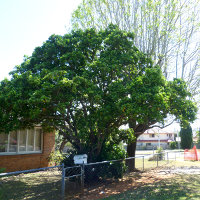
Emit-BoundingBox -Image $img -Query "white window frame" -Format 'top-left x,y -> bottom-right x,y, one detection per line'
0,128 -> 43,155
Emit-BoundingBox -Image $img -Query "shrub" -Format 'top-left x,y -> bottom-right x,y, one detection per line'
87,143 -> 127,180
148,147 -> 164,161
62,143 -> 127,181
48,150 -> 65,165
169,141 -> 178,149
157,147 -> 164,159
62,149 -> 78,167
0,168 -> 5,173
100,143 -> 127,161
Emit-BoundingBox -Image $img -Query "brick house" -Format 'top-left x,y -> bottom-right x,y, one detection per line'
136,131 -> 177,150
0,127 -> 55,172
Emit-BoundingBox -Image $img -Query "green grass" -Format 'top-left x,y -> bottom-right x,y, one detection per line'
102,159 -> 200,200
102,174 -> 200,200
0,169 -> 62,200
1,158 -> 200,200
166,160 -> 200,168
134,157 -> 169,170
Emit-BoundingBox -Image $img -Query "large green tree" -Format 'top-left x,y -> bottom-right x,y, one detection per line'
0,25 -> 197,167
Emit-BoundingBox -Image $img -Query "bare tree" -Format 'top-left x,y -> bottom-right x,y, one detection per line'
72,0 -> 200,97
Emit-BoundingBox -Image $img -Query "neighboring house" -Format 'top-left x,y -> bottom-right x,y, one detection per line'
193,133 -> 199,144
193,136 -> 198,145
137,131 -> 177,150
0,127 -> 55,172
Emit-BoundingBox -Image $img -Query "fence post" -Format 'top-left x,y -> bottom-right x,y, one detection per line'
143,156 -> 144,171
175,152 -> 176,161
61,163 -> 65,200
157,154 -> 158,167
81,163 -> 85,194
167,152 -> 169,163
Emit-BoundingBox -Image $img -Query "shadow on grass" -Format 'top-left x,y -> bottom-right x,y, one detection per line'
0,175 -> 61,200
104,174 -> 200,200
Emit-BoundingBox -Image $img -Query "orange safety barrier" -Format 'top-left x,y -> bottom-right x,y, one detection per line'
184,146 -> 199,161
197,149 -> 200,161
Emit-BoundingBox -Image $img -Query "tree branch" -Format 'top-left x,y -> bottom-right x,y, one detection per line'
149,119 -> 176,129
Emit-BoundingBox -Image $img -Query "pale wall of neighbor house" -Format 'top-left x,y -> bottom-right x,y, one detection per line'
136,132 -> 177,150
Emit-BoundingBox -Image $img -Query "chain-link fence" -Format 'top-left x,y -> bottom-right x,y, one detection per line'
63,165 -> 83,199
0,166 -> 62,200
85,159 -> 125,187
62,151 -> 184,199
0,151 -> 184,200
167,150 -> 184,161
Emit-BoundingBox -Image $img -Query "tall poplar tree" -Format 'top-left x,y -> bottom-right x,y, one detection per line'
72,0 -> 200,97
180,124 -> 193,149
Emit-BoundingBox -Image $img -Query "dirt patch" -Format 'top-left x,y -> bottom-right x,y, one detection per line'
72,166 -> 200,200
71,167 -> 175,200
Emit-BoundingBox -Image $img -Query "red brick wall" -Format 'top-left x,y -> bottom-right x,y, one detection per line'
0,131 -> 55,172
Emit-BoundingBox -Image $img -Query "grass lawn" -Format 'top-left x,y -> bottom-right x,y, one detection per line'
101,160 -> 200,200
102,174 -> 200,200
167,160 -> 200,168
135,156 -> 170,170
1,157 -> 200,200
0,169 -> 62,200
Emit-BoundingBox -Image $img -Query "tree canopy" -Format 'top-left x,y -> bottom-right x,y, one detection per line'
0,25 -> 197,162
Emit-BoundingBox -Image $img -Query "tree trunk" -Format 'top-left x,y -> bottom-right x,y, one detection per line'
59,139 -> 67,153
126,140 -> 137,171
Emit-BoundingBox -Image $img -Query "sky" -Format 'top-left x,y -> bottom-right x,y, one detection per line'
0,0 -> 199,132
0,0 -> 81,81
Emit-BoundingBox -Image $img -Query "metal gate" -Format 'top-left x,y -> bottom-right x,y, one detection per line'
61,164 -> 84,199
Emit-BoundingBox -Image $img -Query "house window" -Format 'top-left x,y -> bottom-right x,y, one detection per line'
146,143 -> 151,146
9,131 -> 18,152
149,134 -> 155,138
0,128 -> 42,155
168,134 -> 172,138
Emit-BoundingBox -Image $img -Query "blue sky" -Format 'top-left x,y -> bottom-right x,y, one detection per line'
0,0 -> 81,81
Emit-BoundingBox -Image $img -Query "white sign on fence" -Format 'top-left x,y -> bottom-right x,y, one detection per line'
176,137 -> 181,142
73,154 -> 88,164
